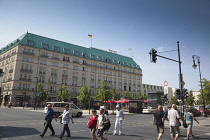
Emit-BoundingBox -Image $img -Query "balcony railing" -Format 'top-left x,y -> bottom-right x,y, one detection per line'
40,54 -> 48,58
73,61 -> 79,64
62,75 -> 68,77
72,76 -> 78,79
39,71 -> 46,75
19,78 -> 32,81
63,59 -> 70,62
23,51 -> 35,55
20,69 -> 33,73
51,73 -> 57,76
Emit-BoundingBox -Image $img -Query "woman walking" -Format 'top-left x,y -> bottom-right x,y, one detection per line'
184,108 -> 199,139
87,110 -> 98,140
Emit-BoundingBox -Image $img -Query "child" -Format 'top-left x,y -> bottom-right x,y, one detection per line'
87,110 -> 98,140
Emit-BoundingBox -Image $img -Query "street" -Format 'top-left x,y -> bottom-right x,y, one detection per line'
0,107 -> 210,140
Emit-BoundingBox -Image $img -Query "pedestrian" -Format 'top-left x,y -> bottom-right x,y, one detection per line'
100,106 -> 109,134
184,108 -> 199,139
163,105 -> 171,121
58,105 -> 74,140
87,110 -> 98,140
113,105 -> 124,136
167,104 -> 180,140
40,104 -> 56,138
153,105 -> 165,140
97,108 -> 109,140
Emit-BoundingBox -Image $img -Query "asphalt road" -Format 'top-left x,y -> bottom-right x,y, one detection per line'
0,107 -> 210,140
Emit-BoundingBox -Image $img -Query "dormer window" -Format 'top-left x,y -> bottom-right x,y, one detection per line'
91,55 -> 95,59
42,43 -> 49,50
27,40 -> 34,46
54,46 -> 60,52
74,51 -> 79,56
64,48 -> 70,54
82,53 -> 87,58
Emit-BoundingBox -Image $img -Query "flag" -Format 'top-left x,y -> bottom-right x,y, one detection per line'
88,34 -> 92,38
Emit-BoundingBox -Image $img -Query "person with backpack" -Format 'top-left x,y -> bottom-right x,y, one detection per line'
97,108 -> 109,140
87,110 -> 98,140
184,108 -> 199,139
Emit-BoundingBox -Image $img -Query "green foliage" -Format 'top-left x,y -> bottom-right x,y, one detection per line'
95,81 -> 112,103
111,88 -> 120,100
136,92 -> 144,100
122,91 -> 132,100
56,84 -> 70,102
198,78 -> 210,105
36,83 -> 47,103
170,96 -> 179,105
185,91 -> 195,106
78,85 -> 90,105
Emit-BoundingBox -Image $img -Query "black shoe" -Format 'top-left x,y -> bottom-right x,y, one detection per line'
40,135 -> 44,138
66,135 -> 71,137
50,133 -> 55,136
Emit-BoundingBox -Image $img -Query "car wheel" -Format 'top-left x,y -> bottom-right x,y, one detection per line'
77,112 -> 82,117
55,112 -> 60,118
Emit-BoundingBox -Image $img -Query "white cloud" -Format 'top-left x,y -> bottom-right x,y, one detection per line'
156,46 -> 165,52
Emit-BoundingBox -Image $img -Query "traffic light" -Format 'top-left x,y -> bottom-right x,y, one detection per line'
176,89 -> 181,100
183,88 -> 188,99
149,49 -> 157,63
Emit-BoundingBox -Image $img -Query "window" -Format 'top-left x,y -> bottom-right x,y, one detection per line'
52,62 -> 58,67
91,55 -> 95,59
82,67 -> 86,71
40,60 -> 46,65
82,53 -> 87,58
64,48 -> 70,54
27,40 -> 34,46
73,65 -> 78,70
91,68 -> 95,73
54,46 -> 60,52
42,43 -> 49,49
73,51 -> 79,56
98,56 -> 101,60
63,64 -> 69,69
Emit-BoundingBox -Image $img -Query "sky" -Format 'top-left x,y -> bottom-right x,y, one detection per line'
0,0 -> 210,92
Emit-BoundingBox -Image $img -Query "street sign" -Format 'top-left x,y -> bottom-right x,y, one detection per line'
164,81 -> 168,87
36,92 -> 40,95
164,81 -> 168,94
182,81 -> 185,86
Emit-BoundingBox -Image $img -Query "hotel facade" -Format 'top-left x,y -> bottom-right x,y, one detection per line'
0,32 -> 143,105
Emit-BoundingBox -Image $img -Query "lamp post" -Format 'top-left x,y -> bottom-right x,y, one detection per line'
192,55 -> 207,117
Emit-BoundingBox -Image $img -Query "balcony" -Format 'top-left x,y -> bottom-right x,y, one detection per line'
40,54 -> 48,58
39,71 -> 46,75
73,61 -> 79,64
50,81 -> 57,84
51,73 -> 57,76
9,69 -> 13,73
23,51 -> 35,55
72,76 -> 78,79
19,78 -> 32,81
82,77 -> 86,80
39,80 -> 45,83
52,57 -> 60,60
8,78 -> 12,81
20,69 -> 33,73
62,75 -> 68,77
63,58 -> 70,62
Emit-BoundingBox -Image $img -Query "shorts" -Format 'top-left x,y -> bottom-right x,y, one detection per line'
186,123 -> 192,131
97,129 -> 105,137
157,125 -> 164,133
170,126 -> 180,138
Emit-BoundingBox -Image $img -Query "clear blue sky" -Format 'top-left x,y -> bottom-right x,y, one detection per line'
0,0 -> 210,92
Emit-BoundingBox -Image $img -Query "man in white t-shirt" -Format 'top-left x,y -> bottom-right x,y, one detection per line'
113,105 -> 124,135
58,105 -> 74,140
167,104 -> 180,140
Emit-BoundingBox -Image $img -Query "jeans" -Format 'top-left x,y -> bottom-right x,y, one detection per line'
41,120 -> 55,136
59,124 -> 70,138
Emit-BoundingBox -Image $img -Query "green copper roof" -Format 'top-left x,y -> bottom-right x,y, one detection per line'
0,32 -> 141,70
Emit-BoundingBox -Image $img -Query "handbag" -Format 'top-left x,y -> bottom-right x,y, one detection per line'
183,120 -> 188,128
102,114 -> 111,130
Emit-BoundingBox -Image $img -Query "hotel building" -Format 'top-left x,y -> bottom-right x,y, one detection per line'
0,32 -> 142,105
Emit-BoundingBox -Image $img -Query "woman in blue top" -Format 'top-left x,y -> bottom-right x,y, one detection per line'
184,108 -> 199,139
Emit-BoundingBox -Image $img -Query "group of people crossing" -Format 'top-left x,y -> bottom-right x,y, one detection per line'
153,104 -> 199,140
40,104 -> 124,140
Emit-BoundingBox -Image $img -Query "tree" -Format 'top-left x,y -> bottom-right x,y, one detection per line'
122,91 -> 132,100
95,81 -> 112,104
185,91 -> 195,106
78,85 -> 90,105
170,96 -> 179,105
111,88 -> 120,100
197,78 -> 210,105
36,83 -> 47,103
56,84 -> 70,102
136,92 -> 144,100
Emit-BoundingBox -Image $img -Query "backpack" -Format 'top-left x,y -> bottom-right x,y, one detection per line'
102,114 -> 111,130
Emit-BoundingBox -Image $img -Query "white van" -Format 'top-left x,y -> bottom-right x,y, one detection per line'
44,102 -> 83,117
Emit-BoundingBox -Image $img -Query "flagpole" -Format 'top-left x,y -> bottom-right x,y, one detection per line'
91,37 -> 92,48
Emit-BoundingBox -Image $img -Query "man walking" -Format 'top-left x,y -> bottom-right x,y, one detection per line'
168,104 -> 180,140
153,105 -> 165,140
113,105 -> 124,136
58,105 -> 74,140
97,108 -> 109,140
40,104 -> 56,138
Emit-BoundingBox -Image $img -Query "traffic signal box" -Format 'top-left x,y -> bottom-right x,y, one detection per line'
183,88 -> 188,99
176,89 -> 181,100
150,49 -> 157,63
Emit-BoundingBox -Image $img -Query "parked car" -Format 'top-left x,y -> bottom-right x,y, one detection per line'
188,107 -> 201,117
194,105 -> 210,115
142,107 -> 157,114
44,102 -> 83,117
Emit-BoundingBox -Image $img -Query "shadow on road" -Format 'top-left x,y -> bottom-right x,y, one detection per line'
0,126 -> 40,138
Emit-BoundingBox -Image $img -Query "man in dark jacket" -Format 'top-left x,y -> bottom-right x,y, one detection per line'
40,104 -> 56,138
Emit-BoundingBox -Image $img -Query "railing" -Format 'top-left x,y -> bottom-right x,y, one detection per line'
23,51 -> 35,55
19,78 -> 32,81
40,54 -> 48,58
20,69 -> 33,73
51,73 -> 57,76
39,71 -> 46,75
62,75 -> 68,77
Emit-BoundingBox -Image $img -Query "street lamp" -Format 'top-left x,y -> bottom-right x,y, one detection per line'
192,55 -> 207,117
